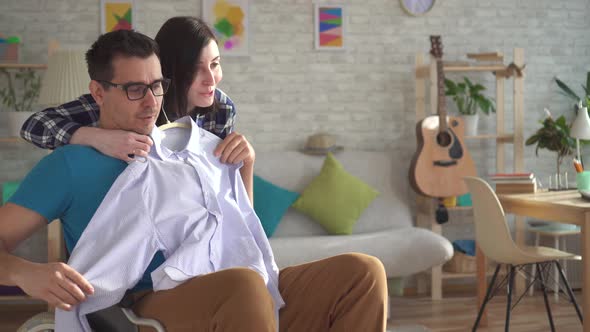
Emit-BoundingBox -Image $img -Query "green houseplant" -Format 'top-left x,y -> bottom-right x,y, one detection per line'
0,68 -> 41,113
525,110 -> 575,176
555,72 -> 590,110
0,68 -> 41,137
444,77 -> 496,136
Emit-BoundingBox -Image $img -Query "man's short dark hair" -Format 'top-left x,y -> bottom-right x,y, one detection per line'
86,29 -> 160,82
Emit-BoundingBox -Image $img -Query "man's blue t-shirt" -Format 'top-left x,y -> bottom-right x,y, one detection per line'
9,145 -> 164,291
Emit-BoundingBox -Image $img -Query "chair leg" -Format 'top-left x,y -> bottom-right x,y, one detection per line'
555,260 -> 584,323
538,263 -> 556,332
529,233 -> 541,296
473,264 -> 502,332
505,265 -> 515,332
554,236 -> 560,302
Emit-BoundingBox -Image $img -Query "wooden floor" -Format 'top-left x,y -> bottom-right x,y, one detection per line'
0,292 -> 584,332
390,291 -> 583,332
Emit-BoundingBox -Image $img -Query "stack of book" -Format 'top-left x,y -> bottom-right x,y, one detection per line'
490,173 -> 536,194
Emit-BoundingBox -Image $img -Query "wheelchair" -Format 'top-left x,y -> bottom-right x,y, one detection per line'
17,302 -> 165,332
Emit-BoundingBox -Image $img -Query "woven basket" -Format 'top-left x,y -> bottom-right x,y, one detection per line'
443,251 -> 476,273
443,252 -> 498,274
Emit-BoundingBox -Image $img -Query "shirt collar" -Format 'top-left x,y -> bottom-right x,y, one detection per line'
149,116 -> 203,159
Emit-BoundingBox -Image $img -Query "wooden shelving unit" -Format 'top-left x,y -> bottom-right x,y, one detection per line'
0,63 -> 47,69
413,48 -> 525,305
0,137 -> 24,143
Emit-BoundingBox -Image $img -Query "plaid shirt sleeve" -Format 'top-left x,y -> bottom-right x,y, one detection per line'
197,88 -> 236,139
20,94 -> 100,149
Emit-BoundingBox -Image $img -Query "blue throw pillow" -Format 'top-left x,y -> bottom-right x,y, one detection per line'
253,175 -> 299,237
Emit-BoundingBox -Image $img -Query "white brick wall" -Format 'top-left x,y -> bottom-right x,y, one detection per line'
0,0 -> 589,263
1,1 -> 587,158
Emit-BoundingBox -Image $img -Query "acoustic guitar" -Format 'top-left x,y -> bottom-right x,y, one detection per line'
409,36 -> 477,198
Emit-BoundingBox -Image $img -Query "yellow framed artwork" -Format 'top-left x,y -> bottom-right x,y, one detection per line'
100,0 -> 135,34
202,0 -> 249,56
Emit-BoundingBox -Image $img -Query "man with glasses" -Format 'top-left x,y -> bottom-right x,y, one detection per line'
0,30 -> 387,331
0,30 -> 167,313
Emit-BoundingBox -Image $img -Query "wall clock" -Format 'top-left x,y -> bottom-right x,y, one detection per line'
400,0 -> 436,16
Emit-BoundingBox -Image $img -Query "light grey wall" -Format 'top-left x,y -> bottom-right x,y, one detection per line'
0,0 -> 588,264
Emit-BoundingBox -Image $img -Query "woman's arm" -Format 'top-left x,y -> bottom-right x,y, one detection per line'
212,90 -> 255,205
21,94 -> 99,149
22,94 -> 151,161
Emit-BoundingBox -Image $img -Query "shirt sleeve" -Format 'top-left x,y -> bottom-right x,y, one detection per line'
8,149 -> 73,223
20,94 -> 100,149
215,89 -> 236,138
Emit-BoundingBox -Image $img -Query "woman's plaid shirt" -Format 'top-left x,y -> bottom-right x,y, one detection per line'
21,89 -> 236,149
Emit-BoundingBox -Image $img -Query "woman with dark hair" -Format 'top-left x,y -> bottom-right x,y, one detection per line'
20,16 -> 255,202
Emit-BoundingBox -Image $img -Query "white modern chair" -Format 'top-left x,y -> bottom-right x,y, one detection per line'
464,176 -> 582,332
527,221 -> 581,301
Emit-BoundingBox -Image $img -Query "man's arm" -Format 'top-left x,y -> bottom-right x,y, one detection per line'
0,203 -> 94,311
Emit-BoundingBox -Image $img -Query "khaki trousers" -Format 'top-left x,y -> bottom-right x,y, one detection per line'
131,253 -> 388,332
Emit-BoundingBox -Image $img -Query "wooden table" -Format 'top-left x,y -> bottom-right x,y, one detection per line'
477,190 -> 588,330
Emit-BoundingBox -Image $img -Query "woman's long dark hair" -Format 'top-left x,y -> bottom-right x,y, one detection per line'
155,16 -> 218,125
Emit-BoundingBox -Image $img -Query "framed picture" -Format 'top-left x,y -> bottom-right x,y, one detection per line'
100,0 -> 135,34
314,4 -> 346,51
202,0 -> 249,56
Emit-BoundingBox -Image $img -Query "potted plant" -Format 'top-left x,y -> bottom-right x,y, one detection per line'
525,110 -> 575,177
444,77 -> 496,136
0,68 -> 41,137
555,72 -> 590,111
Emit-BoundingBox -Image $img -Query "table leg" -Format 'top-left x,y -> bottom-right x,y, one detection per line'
476,244 -> 487,326
583,213 -> 590,332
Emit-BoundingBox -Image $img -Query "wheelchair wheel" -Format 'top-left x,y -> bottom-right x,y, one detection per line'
16,311 -> 55,332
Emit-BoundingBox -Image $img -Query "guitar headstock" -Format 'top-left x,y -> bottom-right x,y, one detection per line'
430,35 -> 443,59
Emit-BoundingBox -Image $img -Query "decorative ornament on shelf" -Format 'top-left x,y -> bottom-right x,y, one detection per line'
400,0 -> 436,16
300,133 -> 343,155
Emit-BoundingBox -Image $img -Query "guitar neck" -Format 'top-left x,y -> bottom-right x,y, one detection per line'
436,58 -> 447,132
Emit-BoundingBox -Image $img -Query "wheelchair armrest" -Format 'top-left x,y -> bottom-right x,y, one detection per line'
87,305 -> 165,332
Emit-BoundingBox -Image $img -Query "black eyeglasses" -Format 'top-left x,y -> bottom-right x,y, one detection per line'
98,78 -> 171,101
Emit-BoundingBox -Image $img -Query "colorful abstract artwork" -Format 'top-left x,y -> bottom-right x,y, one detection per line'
100,0 -> 134,34
314,4 -> 345,50
202,0 -> 249,56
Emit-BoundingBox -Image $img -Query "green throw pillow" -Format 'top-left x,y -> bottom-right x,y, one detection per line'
2,181 -> 21,205
292,153 -> 379,235
253,175 -> 300,238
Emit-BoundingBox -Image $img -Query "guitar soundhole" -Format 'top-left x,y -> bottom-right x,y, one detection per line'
436,131 -> 452,147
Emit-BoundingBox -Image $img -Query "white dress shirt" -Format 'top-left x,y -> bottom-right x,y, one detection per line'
56,116 -> 284,331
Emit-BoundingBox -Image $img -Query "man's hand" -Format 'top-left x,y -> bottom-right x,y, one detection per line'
214,132 -> 255,166
15,261 -> 94,311
71,127 -> 153,162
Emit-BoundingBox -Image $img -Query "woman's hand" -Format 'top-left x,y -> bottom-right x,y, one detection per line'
71,127 -> 153,162
214,132 -> 255,166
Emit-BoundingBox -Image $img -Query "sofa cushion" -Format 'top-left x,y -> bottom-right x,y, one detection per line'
254,151 -> 414,236
253,175 -> 300,237
292,153 -> 379,235
269,227 -> 454,277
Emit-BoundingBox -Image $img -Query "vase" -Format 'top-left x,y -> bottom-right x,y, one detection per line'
6,111 -> 34,137
462,114 -> 479,136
